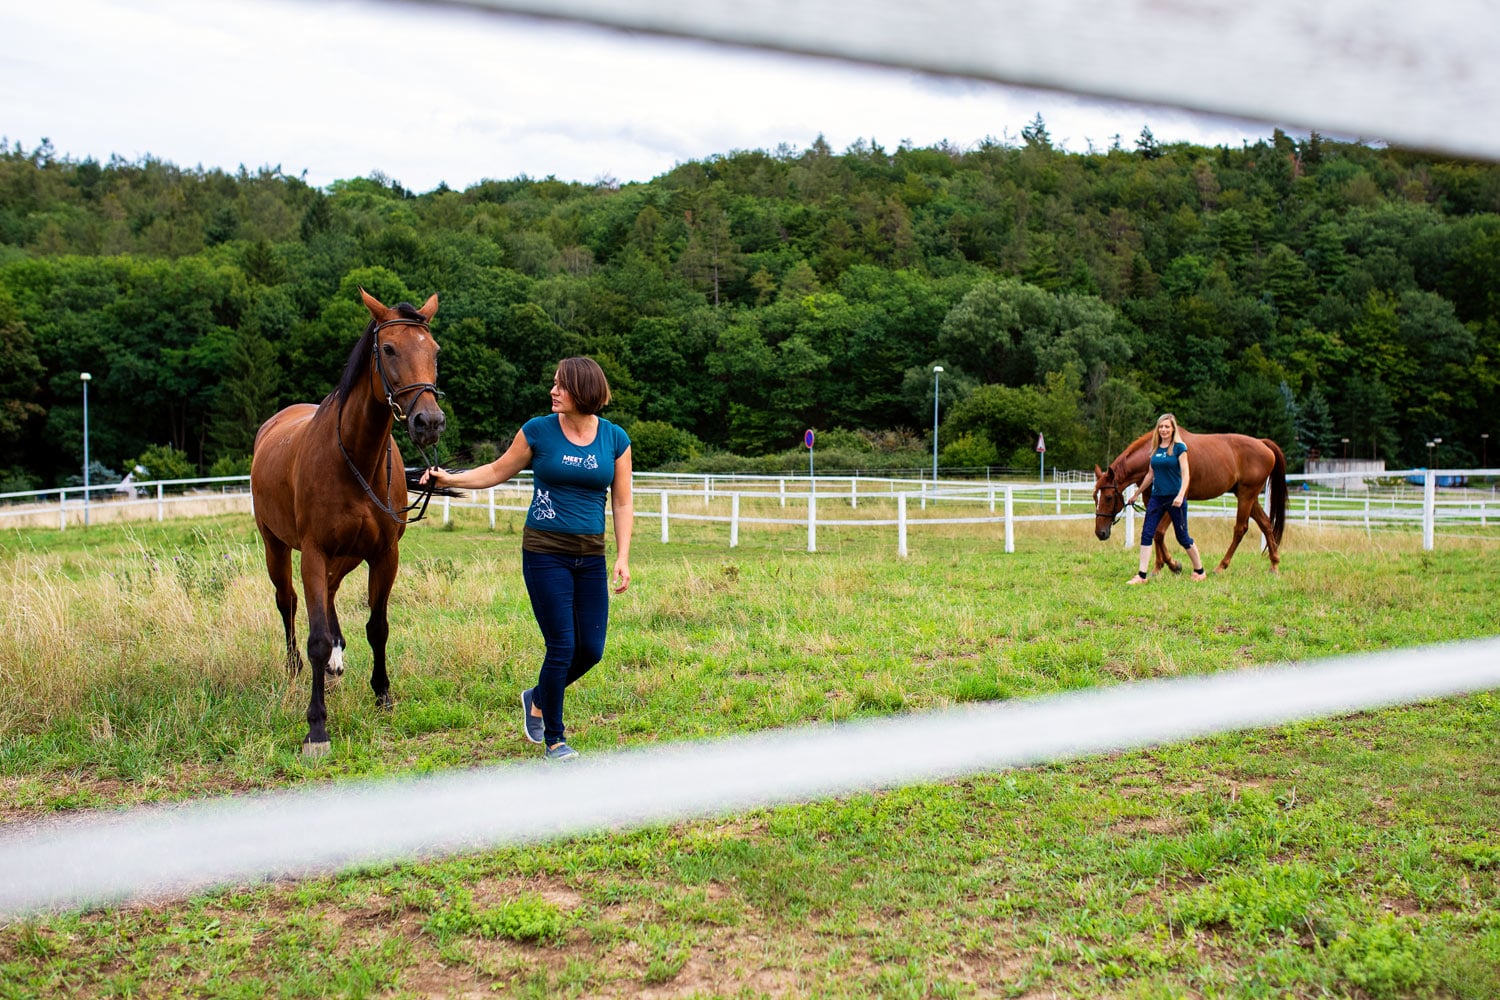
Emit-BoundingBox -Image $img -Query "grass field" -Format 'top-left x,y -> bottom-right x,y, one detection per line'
1,511 -> 1497,998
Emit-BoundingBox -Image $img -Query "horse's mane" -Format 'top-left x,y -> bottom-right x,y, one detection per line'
333,302 -> 427,404
1109,430 -> 1156,475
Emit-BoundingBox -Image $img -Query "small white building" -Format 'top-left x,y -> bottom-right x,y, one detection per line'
1304,458 -> 1385,492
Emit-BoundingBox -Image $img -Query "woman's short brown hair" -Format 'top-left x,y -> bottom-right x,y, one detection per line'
555,357 -> 611,415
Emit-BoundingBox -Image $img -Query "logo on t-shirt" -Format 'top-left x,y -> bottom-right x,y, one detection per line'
531,489 -> 557,520
560,453 -> 600,470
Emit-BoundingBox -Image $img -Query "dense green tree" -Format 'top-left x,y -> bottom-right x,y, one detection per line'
1,133 -> 1498,480
943,382 -> 1043,461
1088,376 -> 1156,462
938,278 -> 1051,386
1293,386 -> 1336,464
0,293 -> 44,457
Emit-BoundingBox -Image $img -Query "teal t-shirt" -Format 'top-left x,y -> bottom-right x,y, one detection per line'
1150,441 -> 1188,497
522,414 -> 631,534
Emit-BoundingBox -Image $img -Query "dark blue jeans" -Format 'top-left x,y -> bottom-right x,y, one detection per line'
521,550 -> 609,746
1140,494 -> 1195,549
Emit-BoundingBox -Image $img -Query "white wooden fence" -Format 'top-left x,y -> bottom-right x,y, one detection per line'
5,468 -> 1494,553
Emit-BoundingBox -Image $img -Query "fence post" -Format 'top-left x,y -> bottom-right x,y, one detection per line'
779,478 -> 786,508
1056,486 -> 1062,515
807,494 -> 817,552
730,493 -> 740,548
1423,469 -> 1435,550
989,483 -> 996,513
442,494 -> 450,525
1004,486 -> 1014,553
157,482 -> 165,522
897,493 -> 908,558
59,489 -> 66,531
488,487 -> 496,530
704,476 -> 711,507
661,491 -> 670,543
850,477 -> 857,509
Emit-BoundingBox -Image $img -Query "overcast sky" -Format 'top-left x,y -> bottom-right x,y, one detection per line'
3,0 -> 1282,193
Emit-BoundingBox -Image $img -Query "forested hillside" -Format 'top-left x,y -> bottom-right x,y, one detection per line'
1,125 -> 1496,489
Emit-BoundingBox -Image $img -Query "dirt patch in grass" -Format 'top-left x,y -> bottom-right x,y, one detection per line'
1109,813 -> 1188,836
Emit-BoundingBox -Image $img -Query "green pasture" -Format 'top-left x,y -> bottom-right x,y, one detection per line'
1,511 -> 1497,998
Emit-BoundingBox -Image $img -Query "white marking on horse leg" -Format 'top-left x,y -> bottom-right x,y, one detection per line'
328,644 -> 345,676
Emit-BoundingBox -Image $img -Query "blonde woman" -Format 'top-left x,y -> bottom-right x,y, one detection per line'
1127,413 -> 1206,584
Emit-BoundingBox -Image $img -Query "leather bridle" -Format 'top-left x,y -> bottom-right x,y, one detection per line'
1095,475 -> 1142,527
337,317 -> 445,525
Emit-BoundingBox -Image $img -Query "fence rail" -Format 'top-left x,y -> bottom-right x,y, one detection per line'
4,469 -> 1497,552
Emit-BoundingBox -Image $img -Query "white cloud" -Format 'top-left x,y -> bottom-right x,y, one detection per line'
2,0 -> 1278,191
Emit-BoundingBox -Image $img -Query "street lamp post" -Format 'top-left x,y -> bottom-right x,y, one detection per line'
1483,433 -> 1490,467
1434,436 -> 1443,468
80,372 -> 92,527
931,366 -> 943,487
1426,440 -> 1435,470
1341,437 -> 1349,460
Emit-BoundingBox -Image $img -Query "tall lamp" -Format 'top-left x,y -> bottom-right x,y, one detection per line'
81,372 -> 92,527
931,365 -> 943,487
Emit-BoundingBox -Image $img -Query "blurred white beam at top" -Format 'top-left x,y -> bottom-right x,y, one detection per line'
445,0 -> 1500,161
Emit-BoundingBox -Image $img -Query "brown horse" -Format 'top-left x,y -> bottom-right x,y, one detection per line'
1092,429 -> 1286,574
251,289 -> 445,755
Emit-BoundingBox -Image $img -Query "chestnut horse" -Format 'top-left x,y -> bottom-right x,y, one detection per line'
1092,429 -> 1286,574
251,290 -> 445,754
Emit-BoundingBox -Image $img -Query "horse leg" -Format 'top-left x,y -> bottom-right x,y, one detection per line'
298,547 -> 335,756
324,562 -> 352,678
1154,521 -> 1181,574
261,532 -> 302,675
367,549 -> 398,710
1246,497 -> 1282,573
1214,493 -> 1255,573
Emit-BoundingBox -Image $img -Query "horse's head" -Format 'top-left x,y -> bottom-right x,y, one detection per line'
359,288 -> 446,448
1092,464 -> 1125,541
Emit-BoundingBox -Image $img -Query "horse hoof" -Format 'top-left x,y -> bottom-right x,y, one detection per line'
376,693 -> 395,710
302,739 -> 331,759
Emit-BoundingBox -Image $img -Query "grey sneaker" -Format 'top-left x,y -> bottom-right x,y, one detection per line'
544,742 -> 579,761
520,688 -> 545,744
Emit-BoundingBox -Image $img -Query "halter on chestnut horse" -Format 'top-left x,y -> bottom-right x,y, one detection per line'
250,289 -> 446,754
1093,428 -> 1287,574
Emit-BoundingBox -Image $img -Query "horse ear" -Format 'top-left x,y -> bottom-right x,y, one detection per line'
1094,464 -> 1102,476
359,287 -> 389,318
417,293 -> 439,320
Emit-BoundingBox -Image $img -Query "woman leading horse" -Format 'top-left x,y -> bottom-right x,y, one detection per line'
250,289 -> 445,755
1093,422 -> 1286,575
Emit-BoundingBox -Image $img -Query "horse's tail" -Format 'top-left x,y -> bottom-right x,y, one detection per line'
1264,438 -> 1287,545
